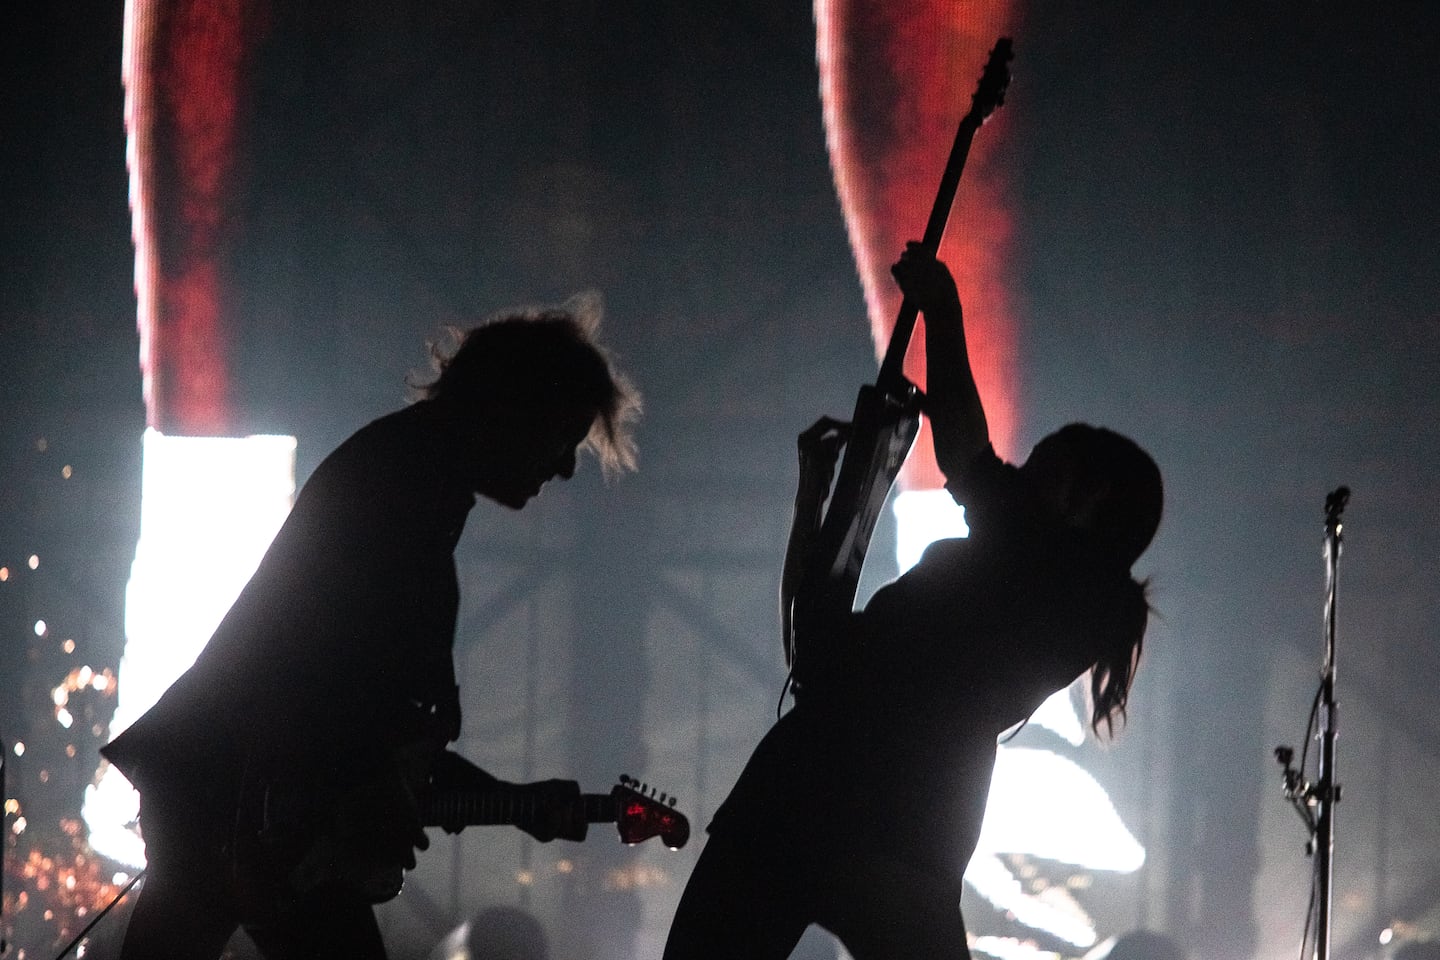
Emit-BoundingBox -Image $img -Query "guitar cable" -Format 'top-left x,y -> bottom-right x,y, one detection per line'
776,660 -> 796,719
49,868 -> 146,960
0,730 -> 146,960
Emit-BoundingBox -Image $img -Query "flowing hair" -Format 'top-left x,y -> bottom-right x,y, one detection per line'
1087,576 -> 1152,738
1030,423 -> 1161,738
409,293 -> 641,477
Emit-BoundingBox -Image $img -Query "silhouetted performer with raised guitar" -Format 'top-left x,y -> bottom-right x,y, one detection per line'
662,244 -> 1161,958
102,304 -> 640,960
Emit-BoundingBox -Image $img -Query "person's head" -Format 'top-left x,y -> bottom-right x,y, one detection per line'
411,297 -> 640,508
1021,424 -> 1162,737
1020,423 -> 1163,569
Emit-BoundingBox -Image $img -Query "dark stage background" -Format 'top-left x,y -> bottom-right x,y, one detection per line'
3,3 -> 1438,959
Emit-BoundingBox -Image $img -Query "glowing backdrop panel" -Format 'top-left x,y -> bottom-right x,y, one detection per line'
84,431 -> 295,866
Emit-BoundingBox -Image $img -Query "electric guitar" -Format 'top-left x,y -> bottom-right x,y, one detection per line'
782,38 -> 1013,680
232,770 -> 689,916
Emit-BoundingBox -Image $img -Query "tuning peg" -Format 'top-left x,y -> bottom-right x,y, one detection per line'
659,792 -> 669,804
620,774 -> 632,786
668,797 -> 677,808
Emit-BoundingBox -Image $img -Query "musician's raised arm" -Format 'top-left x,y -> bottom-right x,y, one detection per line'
890,244 -> 989,488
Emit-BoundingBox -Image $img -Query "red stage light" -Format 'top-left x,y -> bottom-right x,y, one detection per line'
817,0 -> 1020,485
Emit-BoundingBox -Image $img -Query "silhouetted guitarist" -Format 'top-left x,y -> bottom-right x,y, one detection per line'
664,238 -> 1163,960
103,305 -> 640,960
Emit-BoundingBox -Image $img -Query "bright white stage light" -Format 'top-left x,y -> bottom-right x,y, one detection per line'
976,748 -> 1146,873
1027,687 -> 1087,747
892,488 -> 969,572
84,430 -> 296,867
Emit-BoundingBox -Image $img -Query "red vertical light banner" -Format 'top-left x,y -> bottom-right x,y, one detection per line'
124,0 -> 265,436
816,0 -> 1020,486
92,2 -> 287,870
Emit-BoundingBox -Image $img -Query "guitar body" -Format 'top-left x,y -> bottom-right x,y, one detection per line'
808,383 -> 923,606
230,754 -> 424,918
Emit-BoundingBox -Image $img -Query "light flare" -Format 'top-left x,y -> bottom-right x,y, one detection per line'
83,430 -> 295,866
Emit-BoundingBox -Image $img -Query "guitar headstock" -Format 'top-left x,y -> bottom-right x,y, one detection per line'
614,775 -> 690,850
969,37 -> 1014,123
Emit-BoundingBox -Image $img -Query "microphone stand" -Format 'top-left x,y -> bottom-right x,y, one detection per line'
1275,485 -> 1348,960
1314,485 -> 1348,960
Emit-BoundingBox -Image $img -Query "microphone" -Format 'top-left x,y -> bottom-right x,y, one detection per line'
1324,486 -> 1350,524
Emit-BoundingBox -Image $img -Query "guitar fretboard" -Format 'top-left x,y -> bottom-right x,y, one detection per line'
422,790 -> 615,828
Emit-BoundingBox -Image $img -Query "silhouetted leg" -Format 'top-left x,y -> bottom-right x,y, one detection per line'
817,854 -> 971,960
663,832 -> 811,960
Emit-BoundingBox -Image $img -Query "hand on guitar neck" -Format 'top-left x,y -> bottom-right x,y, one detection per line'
891,244 -> 990,480
431,751 -> 586,842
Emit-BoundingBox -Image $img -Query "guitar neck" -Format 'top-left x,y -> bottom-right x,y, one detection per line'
422,790 -> 615,828
798,40 -> 1012,614
875,112 -> 984,391
875,38 -> 1011,391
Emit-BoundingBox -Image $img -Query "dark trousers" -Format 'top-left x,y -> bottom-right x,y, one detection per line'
119,789 -> 387,960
